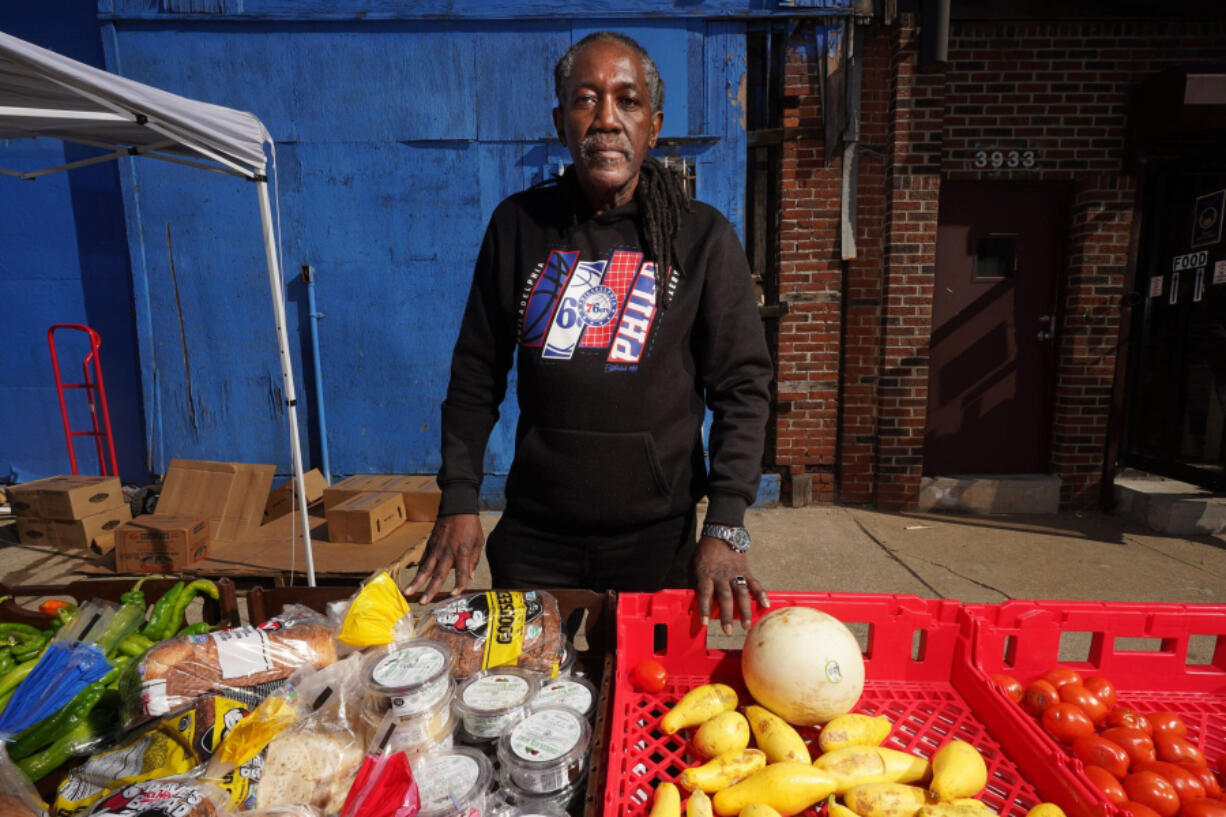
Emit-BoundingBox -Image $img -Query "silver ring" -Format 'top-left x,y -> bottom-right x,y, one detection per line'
733,576 -> 748,586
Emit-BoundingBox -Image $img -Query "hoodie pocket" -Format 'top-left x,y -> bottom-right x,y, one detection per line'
506,427 -> 674,527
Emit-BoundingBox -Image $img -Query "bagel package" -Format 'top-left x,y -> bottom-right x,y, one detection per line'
414,590 -> 563,678
121,605 -> 337,724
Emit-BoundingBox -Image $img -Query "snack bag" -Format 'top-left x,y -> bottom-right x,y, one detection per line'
414,591 -> 563,678
84,778 -> 229,817
53,695 -> 256,817
337,572 -> 413,649
120,605 -> 337,724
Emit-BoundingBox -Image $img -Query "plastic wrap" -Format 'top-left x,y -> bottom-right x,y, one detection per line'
336,572 -> 414,650
53,695 -> 256,817
0,744 -> 48,817
255,654 -> 368,813
120,605 -> 337,723
414,591 -> 563,678
83,778 -> 230,817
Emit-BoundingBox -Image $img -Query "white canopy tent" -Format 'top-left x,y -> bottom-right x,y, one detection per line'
0,30 -> 319,585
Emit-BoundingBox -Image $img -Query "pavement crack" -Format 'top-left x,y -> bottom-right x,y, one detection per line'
1125,534 -> 1226,578
927,561 -> 1013,600
852,518 -> 944,598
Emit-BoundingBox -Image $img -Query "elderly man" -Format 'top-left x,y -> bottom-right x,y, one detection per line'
406,31 -> 772,633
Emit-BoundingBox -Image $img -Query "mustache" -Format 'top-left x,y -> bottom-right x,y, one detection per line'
578,134 -> 633,162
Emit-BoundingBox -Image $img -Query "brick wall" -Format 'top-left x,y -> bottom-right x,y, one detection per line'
768,15 -> 1226,510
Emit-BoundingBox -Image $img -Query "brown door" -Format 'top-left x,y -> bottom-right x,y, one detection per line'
923,181 -> 1069,474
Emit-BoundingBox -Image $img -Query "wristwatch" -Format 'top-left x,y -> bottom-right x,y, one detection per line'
701,523 -> 751,554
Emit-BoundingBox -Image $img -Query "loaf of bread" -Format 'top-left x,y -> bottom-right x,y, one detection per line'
128,605 -> 337,719
0,794 -> 39,817
86,780 -> 223,817
416,590 -> 563,677
256,728 -> 364,812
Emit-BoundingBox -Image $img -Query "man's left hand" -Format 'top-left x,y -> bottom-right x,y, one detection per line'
694,535 -> 770,634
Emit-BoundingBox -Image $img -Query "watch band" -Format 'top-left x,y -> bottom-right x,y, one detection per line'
701,522 -> 751,553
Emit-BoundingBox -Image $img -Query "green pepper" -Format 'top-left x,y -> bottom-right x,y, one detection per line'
0,622 -> 43,640
167,579 -> 220,637
7,681 -> 105,760
16,705 -> 102,781
0,648 -> 12,675
101,654 -> 131,688
0,657 -> 37,698
116,633 -> 153,658
11,631 -> 50,663
140,581 -> 184,641
178,621 -> 214,636
121,576 -> 152,608
96,594 -> 148,657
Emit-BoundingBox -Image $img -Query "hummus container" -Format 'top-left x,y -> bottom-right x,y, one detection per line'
498,764 -> 587,813
361,638 -> 455,718
496,706 -> 592,794
531,675 -> 597,720
415,746 -> 494,817
453,666 -> 538,740
554,638 -> 576,677
377,700 -> 459,761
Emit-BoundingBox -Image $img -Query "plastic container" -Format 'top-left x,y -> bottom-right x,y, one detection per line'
414,746 -> 495,817
361,638 -> 455,718
604,590 -> 1046,817
964,600 -> 1226,817
453,666 -> 538,740
374,700 -> 459,761
531,675 -> 598,720
498,763 -> 587,814
497,706 -> 591,794
555,638 -> 576,678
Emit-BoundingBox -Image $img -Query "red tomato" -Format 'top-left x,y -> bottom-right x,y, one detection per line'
992,673 -> 1024,703
1124,771 -> 1182,817
1043,702 -> 1096,743
1155,735 -> 1207,767
1149,712 -> 1189,739
1084,676 -> 1118,709
1061,683 -> 1110,725
1108,707 -> 1155,735
631,659 -> 668,693
1024,679 -> 1061,717
1103,727 -> 1158,766
1042,667 -> 1084,689
1133,761 -> 1206,804
1075,734 -> 1131,778
1086,765 -> 1128,804
1120,802 -> 1164,817
1178,763 -> 1220,798
1180,799 -> 1226,817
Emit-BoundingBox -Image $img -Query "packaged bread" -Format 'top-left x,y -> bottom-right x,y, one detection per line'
84,779 -> 228,817
122,604 -> 337,722
415,591 -> 564,678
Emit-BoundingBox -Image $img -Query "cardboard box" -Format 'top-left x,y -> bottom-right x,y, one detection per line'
15,517 -> 57,547
156,459 -> 275,543
326,491 -> 406,544
263,468 -> 329,522
7,475 -> 123,519
322,474 -> 441,522
116,515 -> 210,574
54,503 -> 132,556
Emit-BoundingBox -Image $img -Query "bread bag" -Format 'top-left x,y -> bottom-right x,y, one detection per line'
414,591 -> 563,678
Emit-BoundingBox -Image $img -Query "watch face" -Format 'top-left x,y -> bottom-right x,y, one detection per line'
729,528 -> 751,551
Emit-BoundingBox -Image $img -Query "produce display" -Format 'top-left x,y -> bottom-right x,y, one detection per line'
990,668 -> 1226,817
0,582 -> 596,817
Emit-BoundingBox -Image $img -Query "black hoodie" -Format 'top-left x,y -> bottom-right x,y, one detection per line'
437,179 -> 772,530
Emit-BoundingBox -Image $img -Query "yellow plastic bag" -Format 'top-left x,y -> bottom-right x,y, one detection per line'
338,572 -> 412,649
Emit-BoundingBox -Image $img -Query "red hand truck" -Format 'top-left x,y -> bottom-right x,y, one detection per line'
47,324 -> 119,477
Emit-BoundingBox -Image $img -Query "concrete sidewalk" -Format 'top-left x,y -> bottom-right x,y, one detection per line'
3,506 -> 1225,606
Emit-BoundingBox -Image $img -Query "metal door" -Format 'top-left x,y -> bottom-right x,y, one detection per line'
923,181 -> 1069,474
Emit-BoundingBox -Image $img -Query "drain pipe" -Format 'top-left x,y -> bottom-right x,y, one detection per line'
301,265 -> 331,482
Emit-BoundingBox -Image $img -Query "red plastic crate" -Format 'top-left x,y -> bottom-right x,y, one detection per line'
965,600 -> 1226,817
604,590 -> 1049,817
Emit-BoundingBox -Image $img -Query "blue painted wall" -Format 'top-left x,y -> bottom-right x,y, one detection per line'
0,0 -> 149,484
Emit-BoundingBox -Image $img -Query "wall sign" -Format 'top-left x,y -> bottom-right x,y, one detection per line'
1192,189 -> 1225,248
1172,250 -> 1209,271
1149,275 -> 1164,298
972,149 -> 1037,170
1214,260 -> 1226,286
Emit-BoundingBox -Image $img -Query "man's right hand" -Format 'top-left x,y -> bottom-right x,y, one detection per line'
404,513 -> 485,604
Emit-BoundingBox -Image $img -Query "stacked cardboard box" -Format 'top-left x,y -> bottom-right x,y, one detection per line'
114,515 -> 211,574
7,475 -> 130,555
322,474 -> 441,522
326,491 -> 407,544
263,468 -> 329,523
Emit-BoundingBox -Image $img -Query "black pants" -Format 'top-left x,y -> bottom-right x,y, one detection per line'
486,507 -> 698,592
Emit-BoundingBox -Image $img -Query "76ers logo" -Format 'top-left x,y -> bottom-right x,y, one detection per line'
577,285 -> 617,327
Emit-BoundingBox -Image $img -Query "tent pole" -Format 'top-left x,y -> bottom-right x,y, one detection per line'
256,178 -> 316,586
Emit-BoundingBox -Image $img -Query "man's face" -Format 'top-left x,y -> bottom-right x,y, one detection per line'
553,39 -> 664,212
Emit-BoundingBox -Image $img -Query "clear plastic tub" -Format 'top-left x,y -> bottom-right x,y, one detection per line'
498,763 -> 588,813
496,706 -> 591,794
366,699 -> 458,761
414,746 -> 495,817
555,638 -> 576,678
453,666 -> 538,740
361,638 -> 455,718
531,675 -> 597,720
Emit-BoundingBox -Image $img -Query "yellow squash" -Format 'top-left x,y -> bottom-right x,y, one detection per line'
693,711 -> 752,758
929,741 -> 987,801
712,762 -> 837,817
844,782 -> 935,817
814,747 -> 930,794
680,749 -> 768,794
819,714 -> 893,752
662,684 -> 739,734
745,705 -> 810,764
651,782 -> 682,817
1024,805 -> 1066,817
740,805 -> 785,817
688,790 -> 715,817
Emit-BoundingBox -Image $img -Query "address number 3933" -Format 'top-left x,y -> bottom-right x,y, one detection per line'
973,149 -> 1037,169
